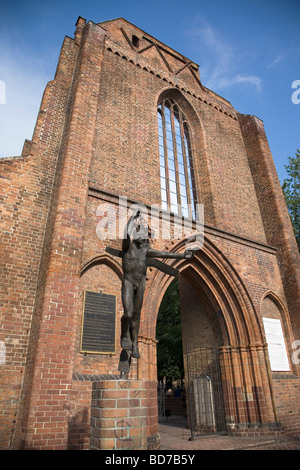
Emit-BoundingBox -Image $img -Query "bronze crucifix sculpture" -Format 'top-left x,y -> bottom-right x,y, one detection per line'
106,208 -> 195,377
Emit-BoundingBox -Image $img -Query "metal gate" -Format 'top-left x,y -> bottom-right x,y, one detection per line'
157,381 -> 166,422
186,346 -> 226,439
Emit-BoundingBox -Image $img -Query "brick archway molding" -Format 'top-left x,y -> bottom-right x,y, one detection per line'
140,234 -> 280,434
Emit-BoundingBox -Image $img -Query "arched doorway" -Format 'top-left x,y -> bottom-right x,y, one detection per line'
156,271 -> 227,435
156,279 -> 184,390
179,274 -> 226,435
142,235 -> 279,436
156,279 -> 186,426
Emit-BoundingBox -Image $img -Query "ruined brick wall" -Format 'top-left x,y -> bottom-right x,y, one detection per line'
0,28 -> 80,448
91,18 -> 268,242
0,16 -> 299,449
273,376 -> 300,435
239,114 -> 300,342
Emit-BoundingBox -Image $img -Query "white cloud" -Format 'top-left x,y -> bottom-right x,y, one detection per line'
219,74 -> 262,91
268,51 -> 286,69
188,20 -> 262,93
268,45 -> 300,69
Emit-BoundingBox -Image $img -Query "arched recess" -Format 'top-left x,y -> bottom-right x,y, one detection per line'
76,254 -> 124,374
80,254 -> 123,279
261,291 -> 291,332
156,87 -> 216,225
261,291 -> 298,375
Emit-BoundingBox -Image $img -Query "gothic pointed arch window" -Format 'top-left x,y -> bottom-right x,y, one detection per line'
157,98 -> 197,219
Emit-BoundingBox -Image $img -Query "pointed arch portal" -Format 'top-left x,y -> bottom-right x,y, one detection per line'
140,235 -> 279,433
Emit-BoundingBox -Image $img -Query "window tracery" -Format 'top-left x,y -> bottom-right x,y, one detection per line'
157,99 -> 197,219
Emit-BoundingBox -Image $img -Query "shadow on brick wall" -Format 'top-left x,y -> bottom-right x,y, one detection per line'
68,407 -> 90,450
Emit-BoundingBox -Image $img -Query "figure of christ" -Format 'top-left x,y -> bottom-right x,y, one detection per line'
119,208 -> 195,362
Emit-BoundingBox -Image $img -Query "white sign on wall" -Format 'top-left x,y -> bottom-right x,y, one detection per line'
263,318 -> 290,371
0,341 -> 5,365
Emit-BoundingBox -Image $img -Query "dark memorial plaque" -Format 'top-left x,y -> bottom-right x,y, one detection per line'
81,290 -> 116,354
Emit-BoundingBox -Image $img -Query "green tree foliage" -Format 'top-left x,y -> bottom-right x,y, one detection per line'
282,149 -> 300,250
156,279 -> 184,388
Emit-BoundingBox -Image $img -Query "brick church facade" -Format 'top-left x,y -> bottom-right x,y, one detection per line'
0,17 -> 300,450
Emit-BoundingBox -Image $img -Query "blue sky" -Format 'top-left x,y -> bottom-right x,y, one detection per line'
0,0 -> 299,183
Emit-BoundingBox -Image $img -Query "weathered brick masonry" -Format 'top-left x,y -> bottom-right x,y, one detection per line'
0,17 -> 299,449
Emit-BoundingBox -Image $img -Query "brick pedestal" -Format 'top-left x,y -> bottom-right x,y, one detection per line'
90,380 -> 147,450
